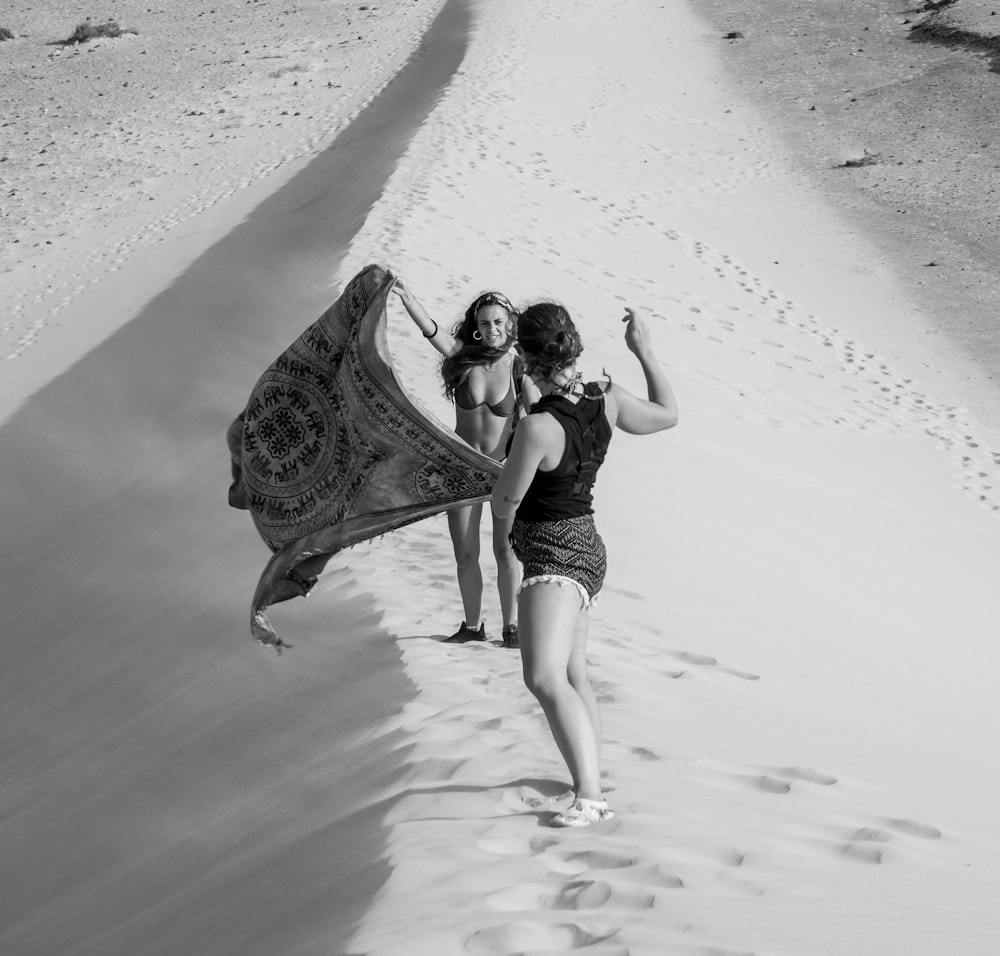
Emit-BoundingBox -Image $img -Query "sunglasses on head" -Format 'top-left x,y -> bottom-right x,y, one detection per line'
472,292 -> 516,315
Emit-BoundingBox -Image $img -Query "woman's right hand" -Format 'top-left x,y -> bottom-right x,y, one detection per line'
389,273 -> 413,304
388,274 -> 448,351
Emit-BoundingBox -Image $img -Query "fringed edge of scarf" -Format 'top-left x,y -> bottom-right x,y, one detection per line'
250,497 -> 493,652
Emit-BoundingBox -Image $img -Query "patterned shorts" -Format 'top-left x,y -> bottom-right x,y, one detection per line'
510,514 -> 607,608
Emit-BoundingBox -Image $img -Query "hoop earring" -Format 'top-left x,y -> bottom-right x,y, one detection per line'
473,331 -> 482,341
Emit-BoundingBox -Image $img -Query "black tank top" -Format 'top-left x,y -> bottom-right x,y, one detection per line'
516,382 -> 613,522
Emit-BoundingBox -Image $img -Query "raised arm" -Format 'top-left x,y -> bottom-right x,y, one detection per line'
610,308 -> 679,435
389,274 -> 459,357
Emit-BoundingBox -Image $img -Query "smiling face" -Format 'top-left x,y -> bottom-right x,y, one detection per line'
476,303 -> 512,348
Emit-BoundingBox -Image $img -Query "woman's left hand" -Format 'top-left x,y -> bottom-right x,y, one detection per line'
622,307 -> 653,356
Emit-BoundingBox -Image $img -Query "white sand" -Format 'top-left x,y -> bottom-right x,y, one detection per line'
2,0 -> 999,954
0,0 -> 448,419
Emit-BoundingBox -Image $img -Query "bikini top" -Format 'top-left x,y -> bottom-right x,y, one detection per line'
454,358 -> 523,418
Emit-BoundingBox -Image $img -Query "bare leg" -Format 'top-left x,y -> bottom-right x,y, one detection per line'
519,582 -> 602,800
567,611 -> 601,746
491,510 -> 520,629
447,504 -> 484,626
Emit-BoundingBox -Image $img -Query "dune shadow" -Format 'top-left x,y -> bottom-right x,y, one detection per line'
0,1 -> 476,954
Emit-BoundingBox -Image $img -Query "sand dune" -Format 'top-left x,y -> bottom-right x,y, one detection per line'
2,0 -> 999,954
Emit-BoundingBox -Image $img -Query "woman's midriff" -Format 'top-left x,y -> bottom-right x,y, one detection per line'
455,407 -> 513,462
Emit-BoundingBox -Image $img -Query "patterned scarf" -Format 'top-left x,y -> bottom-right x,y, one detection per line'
229,264 -> 501,649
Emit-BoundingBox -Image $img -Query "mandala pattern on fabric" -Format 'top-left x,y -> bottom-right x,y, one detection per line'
241,269 -> 384,548
237,265 -> 504,648
237,266 -> 500,650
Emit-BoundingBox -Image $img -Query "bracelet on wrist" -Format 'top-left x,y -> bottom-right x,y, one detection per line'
422,320 -> 438,339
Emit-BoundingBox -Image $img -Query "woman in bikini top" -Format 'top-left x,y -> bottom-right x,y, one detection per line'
390,275 -> 538,647
453,363 -> 520,418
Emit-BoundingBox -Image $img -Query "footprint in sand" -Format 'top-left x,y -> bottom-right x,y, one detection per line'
672,650 -> 717,666
658,668 -> 690,679
731,764 -> 836,794
465,920 -> 623,954
832,814 -> 942,865
475,828 -> 570,858
611,861 -> 685,889
851,827 -> 890,844
841,841 -> 885,864
476,834 -> 543,857
769,766 -> 838,786
490,841 -> 683,926
886,817 -> 942,839
545,848 -> 636,875
411,719 -> 482,742
718,665 -> 760,681
666,649 -> 760,682
748,775 -> 792,794
839,816 -> 939,864
500,783 -> 574,813
485,878 -> 655,912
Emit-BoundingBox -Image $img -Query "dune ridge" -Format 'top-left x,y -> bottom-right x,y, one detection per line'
1,0 -> 999,953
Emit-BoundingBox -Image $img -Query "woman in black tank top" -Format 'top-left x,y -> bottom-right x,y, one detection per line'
391,275 -> 538,646
492,301 -> 679,827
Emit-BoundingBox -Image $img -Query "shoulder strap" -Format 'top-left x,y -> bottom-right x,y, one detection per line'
532,394 -> 600,495
511,356 -> 525,406
572,386 -> 607,494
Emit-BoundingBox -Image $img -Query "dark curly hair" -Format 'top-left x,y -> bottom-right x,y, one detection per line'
515,302 -> 584,380
441,292 -> 519,401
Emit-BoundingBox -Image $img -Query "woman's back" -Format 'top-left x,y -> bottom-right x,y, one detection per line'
516,385 -> 612,521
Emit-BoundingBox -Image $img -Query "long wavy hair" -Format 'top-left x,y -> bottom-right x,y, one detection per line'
441,292 -> 519,401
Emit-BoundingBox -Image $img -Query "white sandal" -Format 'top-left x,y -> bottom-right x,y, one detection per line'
550,797 -> 615,828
